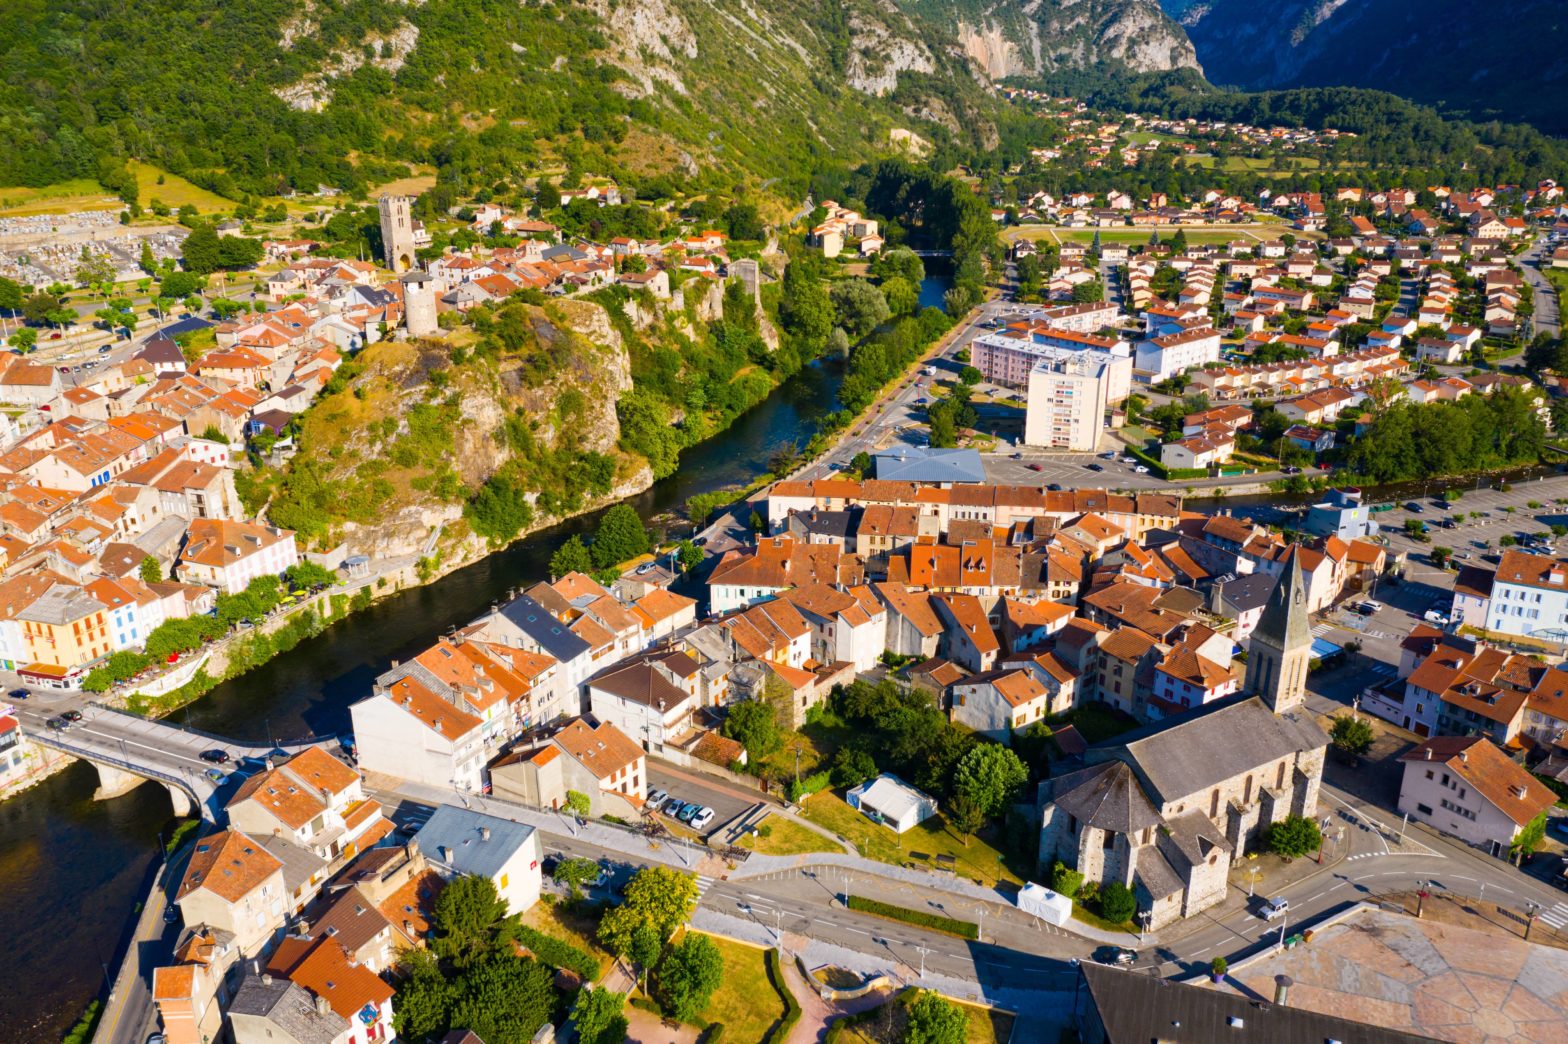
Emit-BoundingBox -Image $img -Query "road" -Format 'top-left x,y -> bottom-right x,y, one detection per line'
1521,239 -> 1562,337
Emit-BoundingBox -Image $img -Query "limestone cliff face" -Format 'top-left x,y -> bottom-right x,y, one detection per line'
913,0 -> 1200,79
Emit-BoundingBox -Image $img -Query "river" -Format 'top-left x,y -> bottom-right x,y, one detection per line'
2,269 -> 951,1043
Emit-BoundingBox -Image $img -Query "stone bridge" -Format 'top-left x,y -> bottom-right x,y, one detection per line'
22,704 -> 328,822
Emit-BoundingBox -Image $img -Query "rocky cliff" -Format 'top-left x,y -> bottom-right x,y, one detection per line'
904,0 -> 1200,80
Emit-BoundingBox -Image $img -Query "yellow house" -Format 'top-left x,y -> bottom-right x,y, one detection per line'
17,584 -> 111,672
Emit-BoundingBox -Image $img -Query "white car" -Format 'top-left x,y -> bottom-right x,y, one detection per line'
1134,465 -> 1150,474
1424,609 -> 1450,624
1261,896 -> 1289,921
689,807 -> 715,830
1119,456 -> 1137,465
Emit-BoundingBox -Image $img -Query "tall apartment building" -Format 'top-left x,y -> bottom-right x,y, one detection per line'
1024,353 -> 1111,452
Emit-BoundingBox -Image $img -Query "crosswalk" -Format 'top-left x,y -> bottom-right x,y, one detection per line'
695,875 -> 718,900
1540,901 -> 1568,930
1365,662 -> 1398,680
1311,623 -> 1338,637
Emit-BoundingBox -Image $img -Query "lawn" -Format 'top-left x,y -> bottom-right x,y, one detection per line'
833,991 -> 1014,1044
696,934 -> 789,1042
0,178 -> 120,216
799,792 -> 1024,886
738,814 -> 845,856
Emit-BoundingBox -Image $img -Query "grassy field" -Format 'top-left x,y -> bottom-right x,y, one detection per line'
0,162 -> 237,217
697,934 -> 789,1042
519,897 -> 616,977
371,171 -> 438,197
799,792 -> 1024,887
834,992 -> 1014,1044
738,814 -> 845,856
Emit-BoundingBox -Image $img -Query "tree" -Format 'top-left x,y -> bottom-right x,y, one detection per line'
722,203 -> 764,241
75,247 -> 116,292
952,744 -> 1027,819
722,698 -> 781,761
591,504 -> 650,569
1265,815 -> 1323,859
393,950 -> 453,1041
677,540 -> 703,571
598,867 -> 700,954
652,933 -> 722,1022
159,270 -> 203,299
902,991 -> 966,1044
1049,861 -> 1083,899
571,987 -> 628,1044
0,277 -> 21,313
564,790 -> 592,818
1099,880 -> 1137,924
550,534 -> 594,577
1511,811 -> 1547,866
832,746 -> 878,788
285,562 -> 336,589
181,224 -> 223,274
9,328 -> 36,353
553,856 -> 601,901
446,952 -> 557,1044
830,279 -> 891,339
1070,279 -> 1103,304
138,240 -> 157,276
946,792 -> 986,846
431,875 -> 510,969
1430,546 -> 1453,569
139,556 -> 162,583
1329,715 -> 1374,757
958,365 -> 983,386
882,275 -> 918,317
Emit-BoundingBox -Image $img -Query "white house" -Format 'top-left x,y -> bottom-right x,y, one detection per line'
1397,736 -> 1553,857
414,805 -> 542,915
350,666 -> 490,792
175,519 -> 298,594
948,668 -> 1052,743
1482,550 -> 1568,641
846,774 -> 938,834
1133,327 -> 1221,381
778,583 -> 887,673
585,652 -> 700,755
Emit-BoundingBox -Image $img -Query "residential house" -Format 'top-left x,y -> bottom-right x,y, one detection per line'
413,805 -> 542,915
1398,736 -> 1554,857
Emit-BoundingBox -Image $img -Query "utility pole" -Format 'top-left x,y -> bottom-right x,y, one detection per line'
1526,901 -> 1541,941
916,945 -> 930,981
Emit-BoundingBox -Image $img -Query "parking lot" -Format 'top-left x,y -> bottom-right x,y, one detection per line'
646,762 -> 758,838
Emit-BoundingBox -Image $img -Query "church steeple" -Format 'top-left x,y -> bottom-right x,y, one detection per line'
1245,545 -> 1312,715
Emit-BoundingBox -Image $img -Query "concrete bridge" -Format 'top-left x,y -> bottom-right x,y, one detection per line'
20,704 -> 326,822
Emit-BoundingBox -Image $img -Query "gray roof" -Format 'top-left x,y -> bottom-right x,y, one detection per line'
873,446 -> 987,484
1253,546 -> 1311,653
1048,761 -> 1162,835
789,508 -> 861,540
414,805 -> 536,880
1077,962 -> 1434,1044
1096,695 -> 1329,808
1133,847 -> 1185,900
1216,571 -> 1277,615
497,595 -> 591,662
257,833 -> 329,895
229,973 -> 348,1044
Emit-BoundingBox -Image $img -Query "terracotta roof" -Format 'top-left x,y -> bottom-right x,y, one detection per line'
552,718 -> 643,782
268,935 -> 392,1019
178,829 -> 282,904
1400,736 -> 1554,827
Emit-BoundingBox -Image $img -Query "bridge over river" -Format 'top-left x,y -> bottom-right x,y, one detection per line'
15,702 -> 326,821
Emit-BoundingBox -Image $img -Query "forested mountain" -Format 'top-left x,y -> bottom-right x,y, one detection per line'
0,0 -> 1012,202
900,0 -> 1197,80
1164,0 -> 1568,136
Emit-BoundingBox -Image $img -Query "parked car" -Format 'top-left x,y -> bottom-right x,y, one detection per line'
1424,609 -> 1450,624
199,749 -> 230,764
1086,463 -> 1104,472
1357,600 -> 1385,614
646,788 -> 668,808
1282,466 -> 1303,475
689,807 -> 715,830
1046,483 -> 1063,492
203,768 -> 226,784
1133,465 -> 1150,474
7,688 -> 27,700
663,796 -> 685,816
46,716 -> 68,731
1026,463 -> 1044,472
676,802 -> 701,823
1407,502 -> 1424,513
1261,897 -> 1289,921
1119,456 -> 1136,465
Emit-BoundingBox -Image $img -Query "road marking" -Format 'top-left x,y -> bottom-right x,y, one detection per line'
841,926 -> 870,935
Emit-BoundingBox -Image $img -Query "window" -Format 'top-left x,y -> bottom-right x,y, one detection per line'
500,873 -> 509,889
1425,769 -> 1434,780
1416,803 -> 1433,815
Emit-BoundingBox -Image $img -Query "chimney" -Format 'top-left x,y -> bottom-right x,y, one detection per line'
480,826 -> 491,842
261,973 -> 272,986
439,845 -> 451,862
1274,974 -> 1293,1007
315,994 -> 331,1017
1424,747 -> 1432,761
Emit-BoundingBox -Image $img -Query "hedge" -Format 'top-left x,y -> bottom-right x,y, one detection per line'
512,924 -> 598,980
762,949 -> 802,1044
846,896 -> 979,940
787,769 -> 832,802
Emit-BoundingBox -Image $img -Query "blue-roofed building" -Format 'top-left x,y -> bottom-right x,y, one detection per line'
873,445 -> 987,484
414,805 -> 542,914
474,593 -> 593,720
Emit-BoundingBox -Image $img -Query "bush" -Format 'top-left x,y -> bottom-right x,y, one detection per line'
1050,860 -> 1083,899
845,896 -> 978,939
787,769 -> 832,803
762,949 -> 801,1044
1211,956 -> 1227,977
1265,815 -> 1323,859
1099,881 -> 1137,924
512,924 -> 598,980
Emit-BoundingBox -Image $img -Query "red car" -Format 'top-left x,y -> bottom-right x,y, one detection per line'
1026,463 -> 1044,472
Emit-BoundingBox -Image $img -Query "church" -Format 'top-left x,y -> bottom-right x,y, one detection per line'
1038,547 -> 1329,928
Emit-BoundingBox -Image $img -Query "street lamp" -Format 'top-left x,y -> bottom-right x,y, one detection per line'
1415,881 -> 1429,919
1138,910 -> 1152,946
1525,901 -> 1541,941
916,945 -> 931,981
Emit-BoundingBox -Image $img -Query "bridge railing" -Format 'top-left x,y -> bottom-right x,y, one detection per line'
28,729 -> 209,801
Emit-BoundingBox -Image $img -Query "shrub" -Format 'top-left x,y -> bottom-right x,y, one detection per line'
511,924 -> 598,980
1050,860 -> 1083,899
1211,956 -> 1227,977
762,949 -> 802,1044
1099,881 -> 1137,924
1265,815 -> 1323,859
845,896 -> 978,939
787,770 -> 832,803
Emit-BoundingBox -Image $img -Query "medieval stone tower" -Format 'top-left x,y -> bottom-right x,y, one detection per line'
1246,545 -> 1313,716
401,270 -> 438,338
378,195 -> 417,273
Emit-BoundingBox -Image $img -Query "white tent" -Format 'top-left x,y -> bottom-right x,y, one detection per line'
1016,883 -> 1072,927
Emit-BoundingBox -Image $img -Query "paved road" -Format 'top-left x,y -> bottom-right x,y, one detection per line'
1521,239 -> 1562,337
